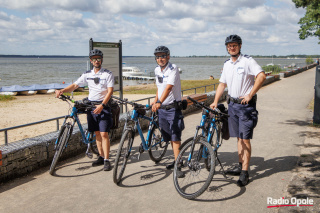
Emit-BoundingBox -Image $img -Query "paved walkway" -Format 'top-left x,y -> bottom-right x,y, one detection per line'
0,68 -> 317,213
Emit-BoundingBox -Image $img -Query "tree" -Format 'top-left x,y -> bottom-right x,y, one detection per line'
292,0 -> 320,43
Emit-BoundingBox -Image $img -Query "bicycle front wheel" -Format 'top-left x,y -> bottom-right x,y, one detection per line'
49,123 -> 72,175
113,129 -> 134,185
148,124 -> 167,163
173,136 -> 216,200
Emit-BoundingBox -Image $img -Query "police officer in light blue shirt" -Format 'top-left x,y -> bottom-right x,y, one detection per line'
55,49 -> 114,171
210,35 -> 266,187
151,46 -> 185,178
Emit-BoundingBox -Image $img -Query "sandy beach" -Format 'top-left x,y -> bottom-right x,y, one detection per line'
0,93 -> 156,145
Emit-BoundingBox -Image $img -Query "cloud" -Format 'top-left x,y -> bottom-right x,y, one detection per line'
233,6 -> 276,25
0,0 -> 318,56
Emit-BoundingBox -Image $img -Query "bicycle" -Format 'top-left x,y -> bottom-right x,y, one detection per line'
112,95 -> 168,185
173,96 -> 229,199
49,95 -> 100,175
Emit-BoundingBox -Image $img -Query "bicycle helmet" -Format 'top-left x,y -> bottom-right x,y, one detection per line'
154,46 -> 170,55
89,49 -> 103,58
225,34 -> 242,45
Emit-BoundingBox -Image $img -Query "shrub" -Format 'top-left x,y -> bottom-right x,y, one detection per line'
306,56 -> 314,65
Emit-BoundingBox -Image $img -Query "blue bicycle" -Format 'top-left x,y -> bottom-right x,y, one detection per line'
173,96 -> 229,199
112,96 -> 167,185
49,95 -> 99,175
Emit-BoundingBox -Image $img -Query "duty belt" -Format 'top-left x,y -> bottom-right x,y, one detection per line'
227,94 -> 257,105
160,102 -> 176,110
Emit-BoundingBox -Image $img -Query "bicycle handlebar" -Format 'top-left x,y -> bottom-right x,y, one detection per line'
59,94 -> 96,111
187,96 -> 229,117
112,95 -> 151,110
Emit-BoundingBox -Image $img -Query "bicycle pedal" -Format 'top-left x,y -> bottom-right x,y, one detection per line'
86,152 -> 93,159
138,144 -> 144,154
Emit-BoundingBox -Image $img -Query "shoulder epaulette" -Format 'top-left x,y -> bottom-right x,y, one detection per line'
224,59 -> 230,63
169,64 -> 174,70
244,55 -> 251,59
85,70 -> 91,74
101,69 -> 112,74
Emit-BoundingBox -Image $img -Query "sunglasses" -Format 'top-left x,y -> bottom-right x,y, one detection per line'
91,58 -> 102,62
155,55 -> 167,59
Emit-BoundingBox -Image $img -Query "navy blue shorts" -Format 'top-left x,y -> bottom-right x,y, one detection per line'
158,108 -> 185,142
228,102 -> 258,139
87,107 -> 112,133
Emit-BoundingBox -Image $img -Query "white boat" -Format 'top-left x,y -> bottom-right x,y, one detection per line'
122,66 -> 144,77
0,92 -> 18,96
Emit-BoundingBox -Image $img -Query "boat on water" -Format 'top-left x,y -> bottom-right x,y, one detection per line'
122,66 -> 144,77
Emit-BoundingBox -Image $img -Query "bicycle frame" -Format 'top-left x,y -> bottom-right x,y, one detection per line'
54,97 -> 96,153
123,108 -> 159,152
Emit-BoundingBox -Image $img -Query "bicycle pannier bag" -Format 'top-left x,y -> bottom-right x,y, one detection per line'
108,99 -> 120,129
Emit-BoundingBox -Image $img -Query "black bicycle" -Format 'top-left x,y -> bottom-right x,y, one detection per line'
173,96 -> 229,199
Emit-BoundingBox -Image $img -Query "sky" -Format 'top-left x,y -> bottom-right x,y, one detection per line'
0,0 -> 318,56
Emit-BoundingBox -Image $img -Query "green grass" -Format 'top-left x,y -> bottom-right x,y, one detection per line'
0,95 -> 16,102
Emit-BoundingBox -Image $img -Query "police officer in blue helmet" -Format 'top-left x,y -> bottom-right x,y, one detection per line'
55,49 -> 114,171
210,35 -> 266,186
151,46 -> 185,178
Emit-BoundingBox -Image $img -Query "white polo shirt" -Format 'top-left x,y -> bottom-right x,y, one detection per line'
155,62 -> 181,105
74,68 -> 114,101
220,54 -> 264,98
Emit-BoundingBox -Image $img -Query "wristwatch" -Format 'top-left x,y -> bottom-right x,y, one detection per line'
156,100 -> 162,105
102,103 -> 107,108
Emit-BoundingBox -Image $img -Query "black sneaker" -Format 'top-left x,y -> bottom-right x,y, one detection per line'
237,170 -> 249,187
103,160 -> 112,171
166,161 -> 175,170
226,163 -> 242,176
92,156 -> 104,167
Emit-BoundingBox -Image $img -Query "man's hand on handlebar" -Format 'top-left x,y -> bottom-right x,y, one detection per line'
210,102 -> 218,110
55,90 -> 63,98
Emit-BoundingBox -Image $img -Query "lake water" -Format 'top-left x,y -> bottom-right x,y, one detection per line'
0,56 -> 308,87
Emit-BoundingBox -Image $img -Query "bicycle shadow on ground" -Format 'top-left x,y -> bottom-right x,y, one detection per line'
114,147 -> 177,187
191,151 -> 299,202
52,149 -> 118,178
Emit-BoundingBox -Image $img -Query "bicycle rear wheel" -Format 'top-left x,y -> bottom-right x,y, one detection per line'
148,124 -> 167,163
49,123 -> 72,175
113,129 -> 134,185
173,136 -> 216,200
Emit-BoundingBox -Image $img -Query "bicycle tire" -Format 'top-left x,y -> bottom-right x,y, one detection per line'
148,124 -> 167,163
173,136 -> 216,200
204,125 -> 220,171
113,129 -> 134,185
49,123 -> 72,175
